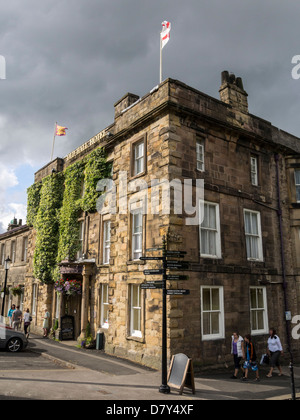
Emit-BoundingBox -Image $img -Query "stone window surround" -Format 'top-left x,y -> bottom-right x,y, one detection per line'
249,286 -> 269,335
243,209 -> 264,262
200,285 -> 225,341
130,134 -> 147,179
126,281 -> 145,343
196,135 -> 205,173
99,282 -> 110,329
295,169 -> 300,203
199,201 -> 222,259
11,240 -> 16,264
250,154 -> 259,187
22,236 -> 28,263
31,283 -> 38,317
127,210 -> 147,264
101,218 -> 111,266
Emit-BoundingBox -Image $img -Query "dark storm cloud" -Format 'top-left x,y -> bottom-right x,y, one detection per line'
0,0 -> 300,230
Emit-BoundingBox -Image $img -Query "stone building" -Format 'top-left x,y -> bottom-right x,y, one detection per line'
0,219 -> 30,316
3,72 -> 300,369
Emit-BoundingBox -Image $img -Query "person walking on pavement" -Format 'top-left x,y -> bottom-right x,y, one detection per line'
266,328 -> 284,378
243,334 -> 260,382
7,304 -> 16,327
23,308 -> 31,338
12,306 -> 22,330
231,331 -> 245,379
43,308 -> 50,338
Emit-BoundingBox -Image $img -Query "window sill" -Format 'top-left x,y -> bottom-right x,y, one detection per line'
251,330 -> 269,336
196,168 -> 205,174
202,336 -> 225,342
130,170 -> 147,182
126,335 -> 145,343
200,255 -> 222,260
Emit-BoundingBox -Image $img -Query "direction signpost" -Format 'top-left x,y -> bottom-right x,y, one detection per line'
143,269 -> 164,275
166,275 -> 189,281
140,237 -> 190,394
166,289 -> 190,296
141,283 -> 163,290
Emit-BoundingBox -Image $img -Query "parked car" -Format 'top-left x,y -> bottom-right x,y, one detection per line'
0,324 -> 28,352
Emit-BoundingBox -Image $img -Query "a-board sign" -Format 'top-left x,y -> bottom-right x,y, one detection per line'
167,353 -> 196,395
60,315 -> 75,341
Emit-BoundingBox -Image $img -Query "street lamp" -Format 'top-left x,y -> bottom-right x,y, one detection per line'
1,257 -> 11,317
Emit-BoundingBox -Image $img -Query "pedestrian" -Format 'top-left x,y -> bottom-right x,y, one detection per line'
230,330 -> 245,379
243,334 -> 260,382
23,308 -> 31,338
43,308 -> 50,338
266,328 -> 284,378
7,304 -> 16,327
12,306 -> 22,331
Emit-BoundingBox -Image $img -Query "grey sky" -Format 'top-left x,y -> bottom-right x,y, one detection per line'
0,0 -> 300,231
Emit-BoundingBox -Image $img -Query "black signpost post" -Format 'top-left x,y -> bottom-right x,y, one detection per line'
140,236 -> 190,394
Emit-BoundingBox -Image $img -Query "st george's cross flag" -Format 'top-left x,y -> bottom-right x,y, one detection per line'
55,124 -> 68,136
161,21 -> 171,49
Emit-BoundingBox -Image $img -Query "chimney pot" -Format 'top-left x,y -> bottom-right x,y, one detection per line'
219,70 -> 248,113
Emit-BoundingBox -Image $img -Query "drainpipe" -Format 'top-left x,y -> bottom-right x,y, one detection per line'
274,153 -> 296,400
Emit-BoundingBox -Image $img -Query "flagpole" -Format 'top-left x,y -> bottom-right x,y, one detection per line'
51,122 -> 57,162
160,30 -> 163,84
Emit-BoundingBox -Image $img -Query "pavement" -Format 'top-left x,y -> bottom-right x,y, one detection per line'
0,334 -> 300,401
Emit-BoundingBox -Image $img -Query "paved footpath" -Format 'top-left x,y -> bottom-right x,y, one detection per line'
0,334 -> 299,400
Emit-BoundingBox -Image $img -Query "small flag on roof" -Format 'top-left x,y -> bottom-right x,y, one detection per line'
161,21 -> 171,49
55,124 -> 68,136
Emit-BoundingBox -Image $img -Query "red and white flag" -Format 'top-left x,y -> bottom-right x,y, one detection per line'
161,21 -> 171,49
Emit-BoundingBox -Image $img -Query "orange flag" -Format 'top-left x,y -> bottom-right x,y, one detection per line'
55,124 -> 68,136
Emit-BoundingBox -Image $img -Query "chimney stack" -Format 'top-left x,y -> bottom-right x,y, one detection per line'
114,93 -> 140,118
219,71 -> 248,113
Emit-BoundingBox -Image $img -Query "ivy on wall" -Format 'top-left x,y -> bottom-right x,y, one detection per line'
28,147 -> 111,284
27,182 -> 42,227
81,147 -> 112,212
56,160 -> 84,265
33,173 -> 64,284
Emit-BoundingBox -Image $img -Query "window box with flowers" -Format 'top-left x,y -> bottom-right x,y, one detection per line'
10,285 -> 24,297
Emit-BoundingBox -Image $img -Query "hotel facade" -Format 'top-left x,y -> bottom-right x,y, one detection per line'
1,72 -> 300,369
